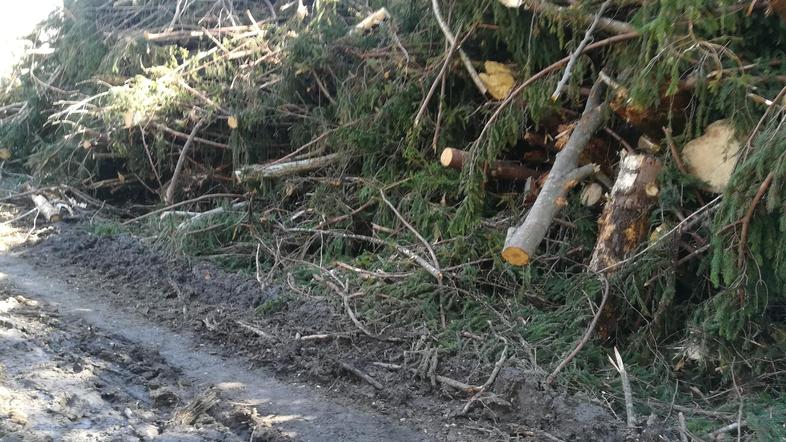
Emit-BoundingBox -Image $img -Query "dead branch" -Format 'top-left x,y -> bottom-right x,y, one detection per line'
440,147 -> 541,181
459,344 -> 509,415
502,80 -> 607,266
379,189 -> 441,282
154,123 -> 230,150
338,361 -> 384,390
349,8 -> 390,35
608,347 -> 636,429
165,119 -> 204,205
430,0 -> 487,96
498,0 -> 636,35
546,273 -> 609,384
737,171 -> 774,270
144,23 -> 261,43
235,153 -> 343,181
551,0 -> 611,101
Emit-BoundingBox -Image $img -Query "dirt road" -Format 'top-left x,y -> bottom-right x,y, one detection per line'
0,253 -> 429,441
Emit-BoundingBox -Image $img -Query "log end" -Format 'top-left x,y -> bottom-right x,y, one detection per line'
440,148 -> 456,167
501,247 -> 529,266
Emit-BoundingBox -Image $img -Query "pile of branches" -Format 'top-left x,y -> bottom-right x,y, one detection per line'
2,0 -> 786,437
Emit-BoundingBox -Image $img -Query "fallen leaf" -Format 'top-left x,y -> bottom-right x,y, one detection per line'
479,61 -> 515,100
227,115 -> 238,129
0,148 -> 11,160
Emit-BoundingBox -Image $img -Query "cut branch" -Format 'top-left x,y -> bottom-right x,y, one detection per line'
235,153 -> 343,181
440,147 -> 541,181
502,80 -> 607,266
499,0 -> 636,35
31,194 -> 61,222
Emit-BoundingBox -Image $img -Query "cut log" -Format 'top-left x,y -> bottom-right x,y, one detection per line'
580,182 -> 604,206
439,148 -> 539,181
589,152 -> 663,272
502,80 -> 607,266
31,194 -> 61,222
235,153 -> 343,182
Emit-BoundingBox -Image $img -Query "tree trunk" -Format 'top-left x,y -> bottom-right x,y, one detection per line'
440,147 -> 540,181
589,152 -> 663,272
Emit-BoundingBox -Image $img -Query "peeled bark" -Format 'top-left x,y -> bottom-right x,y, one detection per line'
440,147 -> 540,181
589,152 -> 663,272
235,153 -> 342,181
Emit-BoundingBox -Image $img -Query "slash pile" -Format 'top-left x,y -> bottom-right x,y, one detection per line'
1,0 -> 786,437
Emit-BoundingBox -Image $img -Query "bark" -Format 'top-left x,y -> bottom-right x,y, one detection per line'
31,194 -> 61,222
440,148 -> 540,181
501,81 -> 607,266
589,152 -> 662,272
235,153 -> 342,181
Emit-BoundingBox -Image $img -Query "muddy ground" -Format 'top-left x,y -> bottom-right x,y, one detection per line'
0,208 -> 653,441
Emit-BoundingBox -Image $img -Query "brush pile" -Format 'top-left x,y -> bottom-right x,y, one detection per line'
2,0 -> 786,437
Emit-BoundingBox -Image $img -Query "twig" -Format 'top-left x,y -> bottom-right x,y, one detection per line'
338,361 -> 384,390
379,189 -> 441,282
459,344 -> 509,415
742,85 -> 786,161
235,320 -> 275,340
663,127 -> 690,175
316,199 -> 375,229
551,0 -> 610,101
546,272 -> 609,384
372,362 -> 480,393
430,0 -> 487,96
608,347 -> 636,428
154,123 -> 230,150
165,119 -> 205,205
737,171 -> 774,270
414,35 -> 458,127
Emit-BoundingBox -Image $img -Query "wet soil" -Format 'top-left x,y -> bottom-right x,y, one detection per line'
1,217 -> 633,441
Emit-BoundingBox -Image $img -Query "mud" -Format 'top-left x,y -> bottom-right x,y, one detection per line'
0,284 -> 291,441
1,217 -> 635,441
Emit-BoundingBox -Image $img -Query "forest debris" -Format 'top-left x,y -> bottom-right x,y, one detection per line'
440,147 -> 540,181
0,148 -> 11,160
31,194 -> 61,222
479,61 -> 515,100
349,8 -> 390,35
502,80 -> 607,266
589,152 -> 662,272
580,182 -> 604,206
235,153 -> 343,181
682,120 -> 742,193
171,388 -> 219,426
